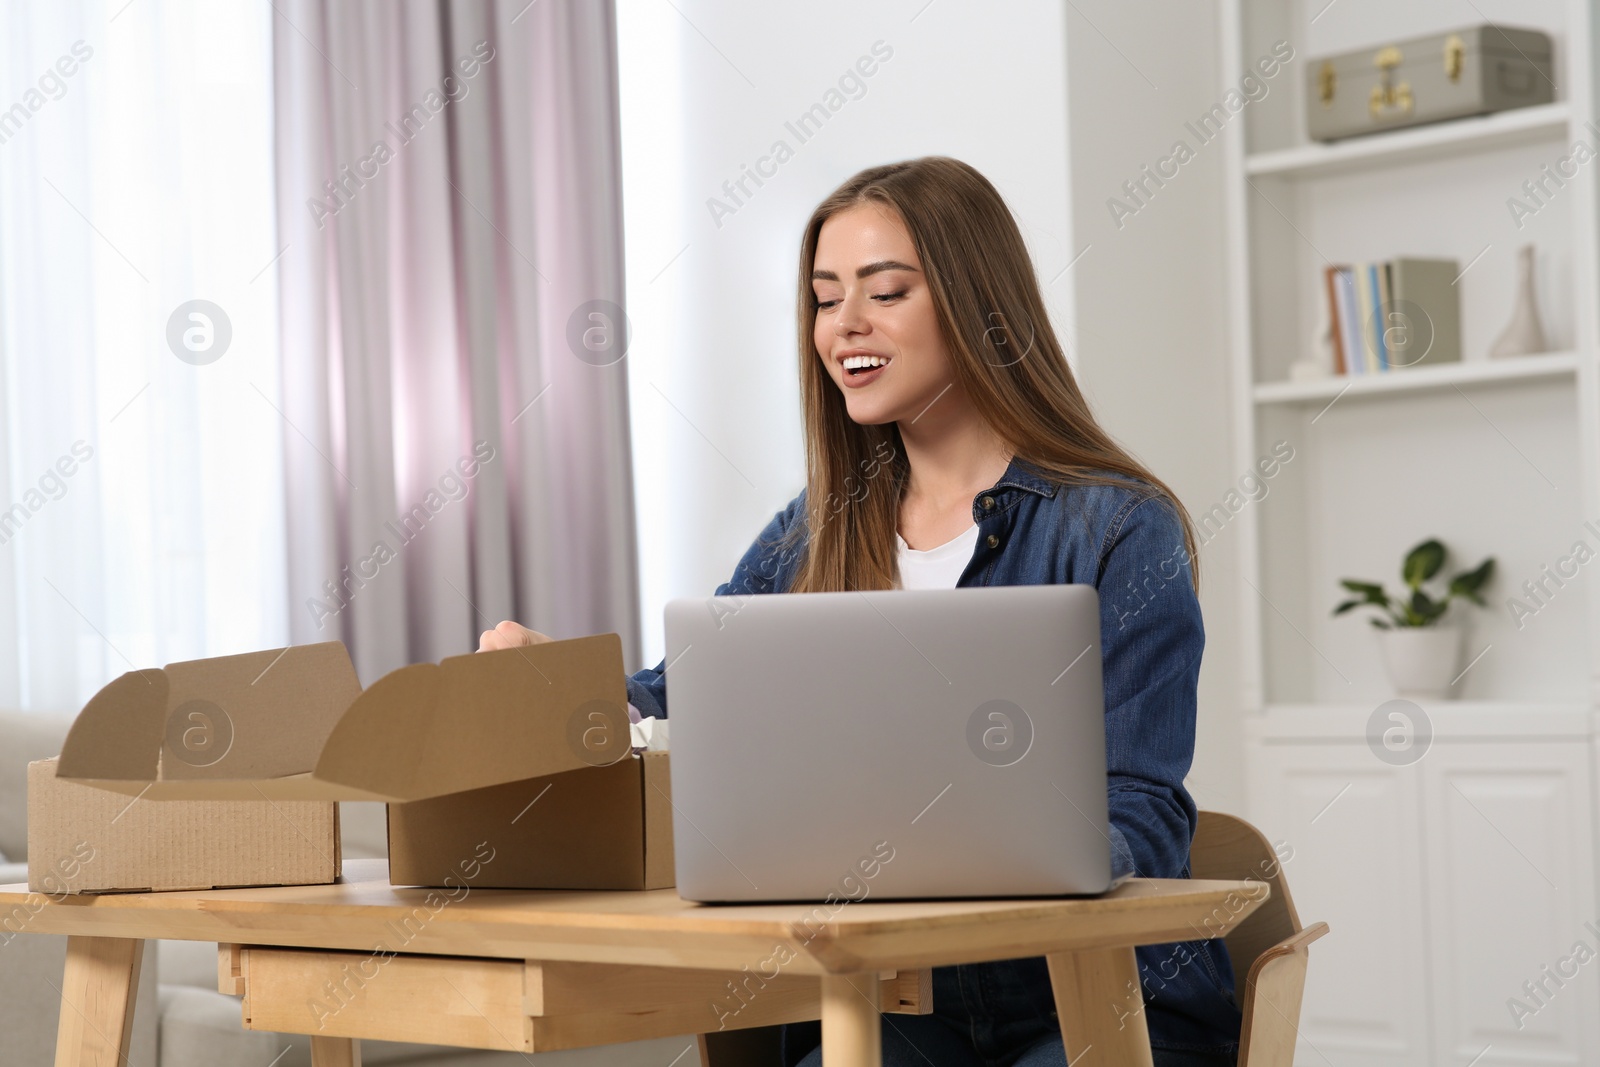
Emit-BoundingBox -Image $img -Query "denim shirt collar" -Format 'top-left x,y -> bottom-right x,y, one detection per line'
983,456 -> 1059,500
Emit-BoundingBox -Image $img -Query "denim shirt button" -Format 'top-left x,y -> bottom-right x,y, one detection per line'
981,495 -> 995,510
986,533 -> 1000,548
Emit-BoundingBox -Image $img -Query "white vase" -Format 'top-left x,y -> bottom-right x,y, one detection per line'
1488,244 -> 1548,358
1379,626 -> 1463,700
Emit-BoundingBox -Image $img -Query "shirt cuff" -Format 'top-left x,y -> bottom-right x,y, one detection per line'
1109,821 -> 1137,882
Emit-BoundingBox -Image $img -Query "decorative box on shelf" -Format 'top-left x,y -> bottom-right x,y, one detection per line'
1306,24 -> 1555,142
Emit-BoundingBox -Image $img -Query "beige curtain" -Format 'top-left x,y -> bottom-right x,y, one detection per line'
271,0 -> 639,683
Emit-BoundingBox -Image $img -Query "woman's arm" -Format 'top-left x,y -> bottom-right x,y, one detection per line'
1094,492 -> 1204,880
625,492 -> 806,719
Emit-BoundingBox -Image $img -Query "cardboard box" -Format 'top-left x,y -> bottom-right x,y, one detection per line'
27,758 -> 338,894
388,750 -> 674,891
47,634 -> 647,892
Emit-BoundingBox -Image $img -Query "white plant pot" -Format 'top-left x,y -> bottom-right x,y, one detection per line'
1379,626 -> 1463,700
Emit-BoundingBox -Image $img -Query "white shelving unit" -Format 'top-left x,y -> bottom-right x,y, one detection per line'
1251,348 -> 1581,403
1220,1 -> 1600,1064
1225,0 -> 1600,715
1245,100 -> 1572,178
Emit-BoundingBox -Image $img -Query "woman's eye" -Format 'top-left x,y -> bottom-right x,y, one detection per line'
813,291 -> 905,311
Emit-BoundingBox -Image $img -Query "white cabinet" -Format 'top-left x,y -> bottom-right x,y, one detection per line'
1421,742 -> 1599,1066
1245,708 -> 1598,1066
1247,736 -> 1432,1065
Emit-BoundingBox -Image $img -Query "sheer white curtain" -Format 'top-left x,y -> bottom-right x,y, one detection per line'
273,0 -> 640,685
0,1 -> 288,711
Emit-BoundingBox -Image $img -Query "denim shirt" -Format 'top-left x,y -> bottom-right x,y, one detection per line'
625,456 -> 1243,1054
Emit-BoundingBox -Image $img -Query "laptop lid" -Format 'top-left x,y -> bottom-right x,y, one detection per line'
663,585 -> 1111,902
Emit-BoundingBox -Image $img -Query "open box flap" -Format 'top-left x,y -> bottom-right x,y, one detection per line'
312,634 -> 632,800
57,642 -> 358,792
56,635 -> 632,803
56,668 -> 170,781
57,772 -> 401,802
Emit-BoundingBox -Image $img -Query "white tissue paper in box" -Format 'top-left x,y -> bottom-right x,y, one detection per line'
629,717 -> 669,752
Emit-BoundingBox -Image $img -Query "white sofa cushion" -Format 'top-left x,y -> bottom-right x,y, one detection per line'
0,932 -> 158,1067
158,984 -> 284,1067
157,937 -> 219,990
340,800 -> 390,859
0,709 -> 75,861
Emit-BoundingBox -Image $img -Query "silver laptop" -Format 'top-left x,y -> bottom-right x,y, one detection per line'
662,585 -> 1113,902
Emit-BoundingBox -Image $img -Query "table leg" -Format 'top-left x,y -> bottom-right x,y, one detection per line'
310,1035 -> 362,1067
1046,947 -> 1154,1067
53,936 -> 143,1067
820,972 -> 881,1067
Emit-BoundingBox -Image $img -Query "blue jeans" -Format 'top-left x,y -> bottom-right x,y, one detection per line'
787,962 -> 1237,1067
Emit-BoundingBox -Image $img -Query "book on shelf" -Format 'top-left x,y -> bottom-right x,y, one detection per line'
1327,266 -> 1364,375
1356,262 -> 1382,371
1320,257 -> 1460,376
1370,263 -> 1390,371
1321,266 -> 1346,375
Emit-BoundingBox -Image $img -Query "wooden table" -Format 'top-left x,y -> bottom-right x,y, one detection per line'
0,858 -> 1264,1067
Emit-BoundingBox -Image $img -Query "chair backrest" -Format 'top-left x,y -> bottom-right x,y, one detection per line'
1191,810 -> 1328,1067
1190,810 -> 1300,972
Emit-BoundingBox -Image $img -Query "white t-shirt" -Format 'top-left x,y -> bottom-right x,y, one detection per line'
895,522 -> 980,589
626,523 -> 980,719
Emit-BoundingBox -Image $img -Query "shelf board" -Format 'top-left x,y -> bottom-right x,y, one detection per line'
1252,350 -> 1581,406
1245,103 -> 1572,179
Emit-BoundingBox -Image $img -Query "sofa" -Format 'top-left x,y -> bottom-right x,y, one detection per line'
0,710 -> 699,1067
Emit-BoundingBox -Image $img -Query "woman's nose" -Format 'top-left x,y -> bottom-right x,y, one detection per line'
834,293 -> 867,335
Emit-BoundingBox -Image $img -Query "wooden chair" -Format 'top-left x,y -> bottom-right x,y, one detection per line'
1190,810 -> 1330,1067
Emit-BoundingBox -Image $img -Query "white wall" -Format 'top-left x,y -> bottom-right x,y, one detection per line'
1058,3 -> 1244,808
617,0 -> 1241,806
616,0 -> 1075,656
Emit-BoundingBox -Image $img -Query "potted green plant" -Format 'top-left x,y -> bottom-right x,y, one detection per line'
1333,539 -> 1494,699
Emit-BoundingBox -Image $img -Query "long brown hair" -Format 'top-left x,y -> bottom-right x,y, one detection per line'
782,156 -> 1199,594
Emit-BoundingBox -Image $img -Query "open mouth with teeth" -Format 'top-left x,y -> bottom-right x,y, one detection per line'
842,354 -> 892,376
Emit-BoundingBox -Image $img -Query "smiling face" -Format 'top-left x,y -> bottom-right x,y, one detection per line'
811,202 -> 957,426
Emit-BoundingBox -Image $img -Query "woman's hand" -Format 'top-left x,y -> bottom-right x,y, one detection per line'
477,620 -> 554,651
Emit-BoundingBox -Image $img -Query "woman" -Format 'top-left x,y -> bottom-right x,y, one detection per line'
480,156 -> 1241,1067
